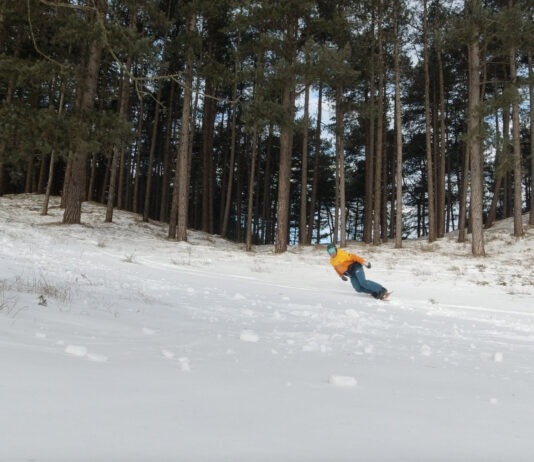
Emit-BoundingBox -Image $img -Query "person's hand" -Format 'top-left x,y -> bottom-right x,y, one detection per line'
341,275 -> 348,281
365,262 -> 371,269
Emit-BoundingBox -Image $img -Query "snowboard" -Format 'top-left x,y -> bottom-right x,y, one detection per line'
380,291 -> 392,301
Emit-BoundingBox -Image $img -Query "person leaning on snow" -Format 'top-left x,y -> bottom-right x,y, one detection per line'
326,243 -> 390,300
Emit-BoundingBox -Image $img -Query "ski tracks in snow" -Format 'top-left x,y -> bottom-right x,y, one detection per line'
8,230 -> 534,389
104,252 -> 534,386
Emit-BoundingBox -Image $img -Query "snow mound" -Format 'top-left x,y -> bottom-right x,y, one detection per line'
161,349 -> 175,359
87,353 -> 108,363
240,330 -> 259,343
64,345 -> 87,357
178,357 -> 191,371
328,375 -> 358,388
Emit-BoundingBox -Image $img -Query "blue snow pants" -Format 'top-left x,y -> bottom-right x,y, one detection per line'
346,263 -> 385,299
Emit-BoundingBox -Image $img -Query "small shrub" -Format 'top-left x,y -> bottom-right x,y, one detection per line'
0,281 -> 19,314
419,244 -> 436,253
3,274 -> 72,305
122,253 -> 136,263
412,268 -> 432,277
448,265 -> 463,274
170,248 -> 192,266
31,273 -> 70,303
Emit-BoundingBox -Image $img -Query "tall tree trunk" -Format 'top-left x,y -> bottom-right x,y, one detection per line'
262,123 -> 274,244
218,110 -> 230,228
510,32 -> 522,237
63,0 -> 106,224
467,0 -> 485,256
393,0 -> 403,249
503,104 -> 512,218
275,17 -> 296,253
189,76 -> 201,230
437,42 -> 447,238
88,89 -> 105,202
307,83 -> 322,245
235,132 -> 242,241
423,0 -> 436,242
446,156 -> 454,232
364,111 -> 375,243
132,96 -> 144,214
457,131 -> 469,243
336,84 -> 346,247
380,95 -> 388,242
275,79 -> 295,252
373,2 -> 384,245
105,147 -> 120,222
99,158 -> 110,204
221,102 -> 237,237
246,124 -> 259,251
363,16 -> 376,245
299,82 -> 310,245
169,14 -> 195,241
529,51 -> 534,226
246,52 -> 265,249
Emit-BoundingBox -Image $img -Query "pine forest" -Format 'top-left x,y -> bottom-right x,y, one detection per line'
1,0 -> 533,255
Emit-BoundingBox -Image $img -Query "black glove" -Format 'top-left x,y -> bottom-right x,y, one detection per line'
365,262 -> 371,269
341,275 -> 348,281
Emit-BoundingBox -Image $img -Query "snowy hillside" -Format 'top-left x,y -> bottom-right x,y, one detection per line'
1,194 -> 534,462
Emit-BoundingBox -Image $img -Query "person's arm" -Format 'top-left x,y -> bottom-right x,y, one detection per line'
333,265 -> 346,278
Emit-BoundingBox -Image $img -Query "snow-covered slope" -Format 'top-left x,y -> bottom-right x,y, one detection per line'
1,194 -> 533,461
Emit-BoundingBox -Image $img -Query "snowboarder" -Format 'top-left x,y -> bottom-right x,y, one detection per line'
326,243 -> 390,300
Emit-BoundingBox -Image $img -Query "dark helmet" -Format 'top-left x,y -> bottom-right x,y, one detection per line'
326,243 -> 337,256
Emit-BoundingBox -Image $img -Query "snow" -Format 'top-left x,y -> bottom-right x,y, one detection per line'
328,375 -> 358,387
1,194 -> 534,461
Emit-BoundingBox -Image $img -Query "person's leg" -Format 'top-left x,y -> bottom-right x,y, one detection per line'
349,269 -> 364,293
352,265 -> 386,298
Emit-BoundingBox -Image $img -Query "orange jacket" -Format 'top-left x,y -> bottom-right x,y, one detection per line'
329,249 -> 365,277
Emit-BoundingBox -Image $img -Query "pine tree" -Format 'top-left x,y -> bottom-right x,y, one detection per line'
465,0 -> 485,256
169,12 -> 197,241
274,4 -> 299,253
393,0 -> 404,249
529,51 -> 534,226
63,0 -> 107,224
423,0 -> 437,242
507,0 -> 523,238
